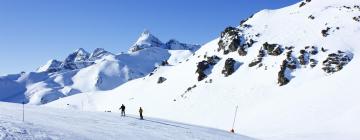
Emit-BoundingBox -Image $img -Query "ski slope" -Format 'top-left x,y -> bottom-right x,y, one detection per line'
47,0 -> 360,139
0,102 -> 252,140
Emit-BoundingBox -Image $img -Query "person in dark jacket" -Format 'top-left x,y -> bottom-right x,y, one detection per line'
139,107 -> 144,120
120,104 -> 126,117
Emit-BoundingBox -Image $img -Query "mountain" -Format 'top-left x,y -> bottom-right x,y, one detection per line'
0,102 -> 252,140
129,30 -> 200,52
0,31 -> 200,105
47,0 -> 360,139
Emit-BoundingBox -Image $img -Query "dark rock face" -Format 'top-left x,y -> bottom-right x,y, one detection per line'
44,60 -> 62,73
298,49 -> 310,65
249,58 -> 263,67
321,27 -> 331,37
206,56 -> 221,65
218,27 -> 243,55
161,60 -> 169,66
262,42 -> 284,56
157,77 -> 167,84
196,61 -> 210,81
298,51 -> 310,65
238,48 -> 247,56
308,15 -> 315,20
195,55 -> 221,81
184,85 -> 197,94
299,0 -> 311,7
238,39 -> 256,56
310,59 -> 318,68
299,2 -> 306,7
248,49 -> 266,67
322,51 -> 353,73
61,48 -> 94,70
278,51 -> 298,86
298,46 -> 319,66
353,16 -> 360,22
222,58 -> 237,77
321,47 -> 328,52
310,46 -> 319,55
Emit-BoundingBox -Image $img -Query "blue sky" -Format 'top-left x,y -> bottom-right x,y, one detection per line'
0,0 -> 300,75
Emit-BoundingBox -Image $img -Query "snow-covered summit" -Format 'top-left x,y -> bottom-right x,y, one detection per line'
1,31 -> 199,105
36,59 -> 62,73
129,30 -> 201,52
166,39 -> 201,52
89,48 -> 113,61
129,30 -> 165,52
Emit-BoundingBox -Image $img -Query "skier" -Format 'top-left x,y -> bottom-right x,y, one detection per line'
139,107 -> 144,120
119,104 -> 126,117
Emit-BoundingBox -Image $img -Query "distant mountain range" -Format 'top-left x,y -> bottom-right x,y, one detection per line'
0,31 -> 200,104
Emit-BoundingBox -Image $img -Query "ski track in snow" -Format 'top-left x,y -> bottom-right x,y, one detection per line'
0,102 -> 253,140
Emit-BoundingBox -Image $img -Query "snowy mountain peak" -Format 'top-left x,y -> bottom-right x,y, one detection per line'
89,48 -> 113,61
36,59 -> 62,73
130,31 -> 201,52
166,39 -> 201,52
70,48 -> 90,62
129,30 -> 164,52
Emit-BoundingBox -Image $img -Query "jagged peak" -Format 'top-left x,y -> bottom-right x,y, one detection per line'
129,30 -> 164,52
74,48 -> 90,55
36,59 -> 63,72
89,48 -> 113,61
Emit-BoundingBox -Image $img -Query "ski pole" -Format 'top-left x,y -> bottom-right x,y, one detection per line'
22,101 -> 25,122
231,105 -> 238,133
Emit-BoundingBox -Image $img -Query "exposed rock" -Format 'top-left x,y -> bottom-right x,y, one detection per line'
310,59 -> 318,68
61,48 -> 94,70
310,46 -> 319,55
285,46 -> 295,50
196,61 -> 210,81
206,55 -> 221,65
238,39 -> 256,56
262,42 -> 284,56
195,55 -> 221,81
218,27 -> 243,55
161,60 -> 169,66
222,58 -> 237,77
321,27 -> 331,37
308,15 -> 315,20
299,2 -> 306,7
298,49 -> 310,65
242,24 -> 252,28
238,48 -> 247,56
249,58 -> 263,67
321,47 -> 328,52
205,79 -> 213,83
353,16 -> 360,22
157,77 -> 167,84
184,85 -> 197,94
278,51 -> 298,86
322,51 -> 353,73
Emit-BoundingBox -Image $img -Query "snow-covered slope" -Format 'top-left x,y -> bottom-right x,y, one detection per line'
47,0 -> 360,139
0,102 -> 252,140
0,31 -> 200,105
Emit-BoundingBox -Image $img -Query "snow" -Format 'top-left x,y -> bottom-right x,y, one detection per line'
1,0 -> 360,139
0,33 -> 198,105
0,102 -> 252,140
46,0 -> 360,139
